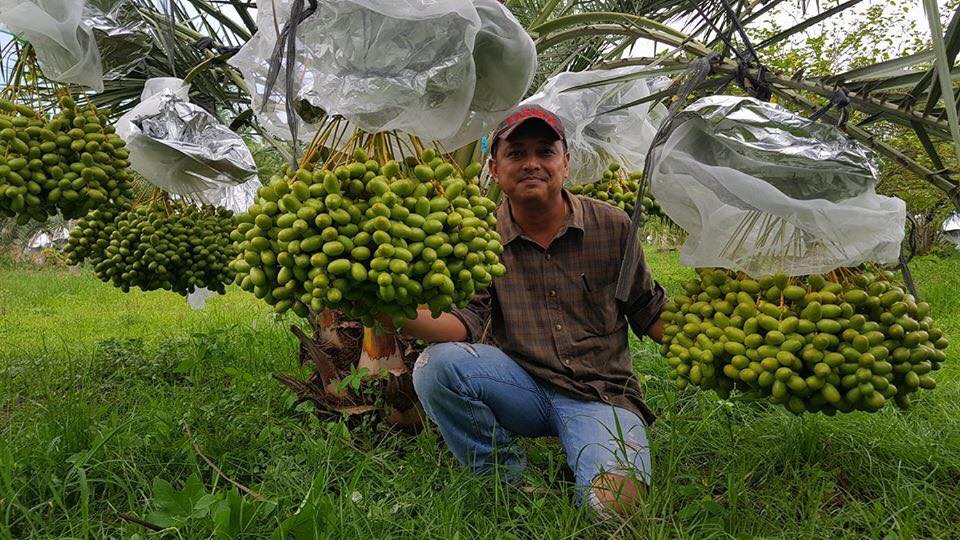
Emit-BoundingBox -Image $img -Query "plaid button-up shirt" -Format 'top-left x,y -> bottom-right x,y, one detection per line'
452,189 -> 667,425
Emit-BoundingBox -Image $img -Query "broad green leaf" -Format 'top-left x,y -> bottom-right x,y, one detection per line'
270,476 -> 335,540
146,474 -> 220,528
213,489 -> 277,540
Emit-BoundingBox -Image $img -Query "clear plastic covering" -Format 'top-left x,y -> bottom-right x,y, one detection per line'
470,0 -> 536,114
286,0 -> 479,140
650,96 -> 906,276
230,0 -> 534,148
436,0 -> 537,150
115,77 -> 258,196
0,0 -> 104,91
944,213 -> 960,249
83,1 -> 152,80
227,0 -> 321,141
520,67 -> 671,184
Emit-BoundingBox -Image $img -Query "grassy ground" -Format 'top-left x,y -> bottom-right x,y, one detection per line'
1,249 -> 959,539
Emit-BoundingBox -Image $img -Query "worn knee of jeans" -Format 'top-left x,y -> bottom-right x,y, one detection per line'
411,342 -> 469,403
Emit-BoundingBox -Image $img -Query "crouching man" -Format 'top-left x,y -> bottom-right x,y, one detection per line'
393,105 -> 667,516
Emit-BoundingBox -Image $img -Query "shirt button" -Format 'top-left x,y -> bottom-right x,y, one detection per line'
564,359 -> 571,365
555,324 -> 562,331
602,394 -> 610,402
549,290 -> 557,297
545,254 -> 551,260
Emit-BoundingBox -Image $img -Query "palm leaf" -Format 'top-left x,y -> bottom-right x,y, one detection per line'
740,0 -> 791,26
919,5 -> 960,115
922,0 -> 960,164
529,12 -> 689,40
561,63 -> 695,92
848,67 -> 960,93
913,121 -> 946,171
535,23 -> 711,56
823,49 -> 936,85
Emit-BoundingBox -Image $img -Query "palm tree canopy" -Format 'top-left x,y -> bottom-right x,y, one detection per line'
1,0 -> 957,207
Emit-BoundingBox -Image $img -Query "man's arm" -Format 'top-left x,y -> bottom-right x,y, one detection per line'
620,227 -> 668,343
394,288 -> 493,343
624,276 -> 667,344
399,311 -> 468,343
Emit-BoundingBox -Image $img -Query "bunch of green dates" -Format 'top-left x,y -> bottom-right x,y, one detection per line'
568,163 -> 664,220
660,268 -> 949,415
64,201 -> 238,295
0,96 -> 134,224
230,148 -> 506,326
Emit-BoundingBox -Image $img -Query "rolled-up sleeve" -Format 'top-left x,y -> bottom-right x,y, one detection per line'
622,242 -> 668,339
451,287 -> 493,343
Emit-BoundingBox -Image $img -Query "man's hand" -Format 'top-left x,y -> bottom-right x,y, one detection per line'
646,318 -> 665,344
384,311 -> 469,343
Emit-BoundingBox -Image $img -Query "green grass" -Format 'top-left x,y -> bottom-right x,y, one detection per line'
2,249 -> 959,538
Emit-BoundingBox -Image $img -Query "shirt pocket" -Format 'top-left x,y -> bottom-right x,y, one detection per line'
575,276 -> 622,337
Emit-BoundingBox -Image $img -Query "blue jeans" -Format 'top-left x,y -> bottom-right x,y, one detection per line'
412,342 -> 651,502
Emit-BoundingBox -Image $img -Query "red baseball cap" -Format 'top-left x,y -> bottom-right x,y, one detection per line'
491,104 -> 566,152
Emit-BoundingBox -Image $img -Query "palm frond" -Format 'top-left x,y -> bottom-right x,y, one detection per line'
910,5 -> 960,112
3,0 -> 959,213
922,0 -> 960,166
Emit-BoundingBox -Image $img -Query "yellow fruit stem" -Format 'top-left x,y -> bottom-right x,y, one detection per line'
358,325 -> 407,377
362,325 -> 398,359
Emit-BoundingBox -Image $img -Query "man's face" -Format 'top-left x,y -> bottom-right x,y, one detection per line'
489,120 -> 570,207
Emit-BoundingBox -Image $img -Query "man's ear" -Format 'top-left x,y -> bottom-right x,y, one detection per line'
561,148 -> 571,179
488,157 -> 499,184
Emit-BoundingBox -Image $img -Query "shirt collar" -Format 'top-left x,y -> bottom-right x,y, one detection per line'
497,188 -> 585,246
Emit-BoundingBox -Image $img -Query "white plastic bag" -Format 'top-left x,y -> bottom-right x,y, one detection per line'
227,0 -> 321,141
471,0 -> 536,114
436,0 -> 537,150
0,0 -> 104,91
650,96 -> 906,276
26,225 -> 69,249
944,213 -> 960,250
521,67 -> 670,184
230,0 -> 480,139
233,0 -> 537,146
186,287 -> 217,310
115,78 -> 258,196
295,0 -> 481,140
